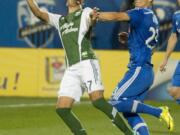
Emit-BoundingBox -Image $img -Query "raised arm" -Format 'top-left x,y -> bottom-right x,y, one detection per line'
98,12 -> 130,21
27,0 -> 49,23
160,33 -> 178,72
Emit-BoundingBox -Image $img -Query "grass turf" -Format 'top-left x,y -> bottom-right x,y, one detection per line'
0,97 -> 179,135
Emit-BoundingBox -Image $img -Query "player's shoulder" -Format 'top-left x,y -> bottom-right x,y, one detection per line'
128,8 -> 141,13
138,8 -> 154,16
128,8 -> 153,15
174,10 -> 180,15
127,8 -> 142,16
83,7 -> 93,13
173,10 -> 180,19
48,12 -> 62,21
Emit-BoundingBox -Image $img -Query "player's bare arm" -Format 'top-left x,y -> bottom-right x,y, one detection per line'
97,12 -> 130,21
164,33 -> 178,60
27,0 -> 49,23
160,33 -> 178,72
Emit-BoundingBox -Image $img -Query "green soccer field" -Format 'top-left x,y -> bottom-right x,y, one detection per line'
0,97 -> 179,135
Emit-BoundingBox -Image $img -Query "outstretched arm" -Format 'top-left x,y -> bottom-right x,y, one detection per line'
160,33 -> 178,72
98,12 -> 130,21
27,0 -> 49,23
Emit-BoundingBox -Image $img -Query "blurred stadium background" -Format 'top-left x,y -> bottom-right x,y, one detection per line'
0,0 -> 180,135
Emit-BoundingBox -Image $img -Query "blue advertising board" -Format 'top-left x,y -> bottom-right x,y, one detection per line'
0,0 -> 124,49
0,0 -> 66,48
0,0 -> 180,50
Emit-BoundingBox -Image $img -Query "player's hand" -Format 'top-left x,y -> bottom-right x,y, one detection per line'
90,7 -> 100,22
118,32 -> 128,45
160,59 -> 168,72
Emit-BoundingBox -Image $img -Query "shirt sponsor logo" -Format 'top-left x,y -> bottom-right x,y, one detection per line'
61,22 -> 78,35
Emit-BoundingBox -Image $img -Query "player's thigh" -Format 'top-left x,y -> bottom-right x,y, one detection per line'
112,66 -> 154,100
81,59 -> 104,95
58,69 -> 83,103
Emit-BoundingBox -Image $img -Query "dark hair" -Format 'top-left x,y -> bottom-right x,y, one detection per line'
151,0 -> 153,4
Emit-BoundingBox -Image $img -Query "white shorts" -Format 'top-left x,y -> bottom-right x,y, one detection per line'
58,59 -> 104,101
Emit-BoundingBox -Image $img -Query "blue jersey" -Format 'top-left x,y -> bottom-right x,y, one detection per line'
172,12 -> 180,87
127,8 -> 159,67
153,0 -> 179,24
172,11 -> 180,36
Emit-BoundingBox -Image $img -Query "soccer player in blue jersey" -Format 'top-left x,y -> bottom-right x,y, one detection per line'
95,0 -> 174,134
27,0 -> 138,135
160,10 -> 180,105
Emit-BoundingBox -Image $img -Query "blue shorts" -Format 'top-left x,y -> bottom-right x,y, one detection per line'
172,61 -> 180,87
111,65 -> 154,102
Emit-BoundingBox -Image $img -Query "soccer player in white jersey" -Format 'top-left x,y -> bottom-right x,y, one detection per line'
26,0 -> 137,135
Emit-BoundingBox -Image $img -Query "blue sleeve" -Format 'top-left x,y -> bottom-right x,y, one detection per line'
172,15 -> 177,33
127,9 -> 142,27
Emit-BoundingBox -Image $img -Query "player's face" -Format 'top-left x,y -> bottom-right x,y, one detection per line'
134,0 -> 152,8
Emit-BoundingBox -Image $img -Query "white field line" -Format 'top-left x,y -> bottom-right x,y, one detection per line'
0,101 -> 91,108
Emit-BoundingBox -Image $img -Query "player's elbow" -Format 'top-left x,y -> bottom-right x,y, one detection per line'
35,11 -> 48,22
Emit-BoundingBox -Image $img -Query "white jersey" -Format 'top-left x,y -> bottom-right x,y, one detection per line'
48,7 -> 97,67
